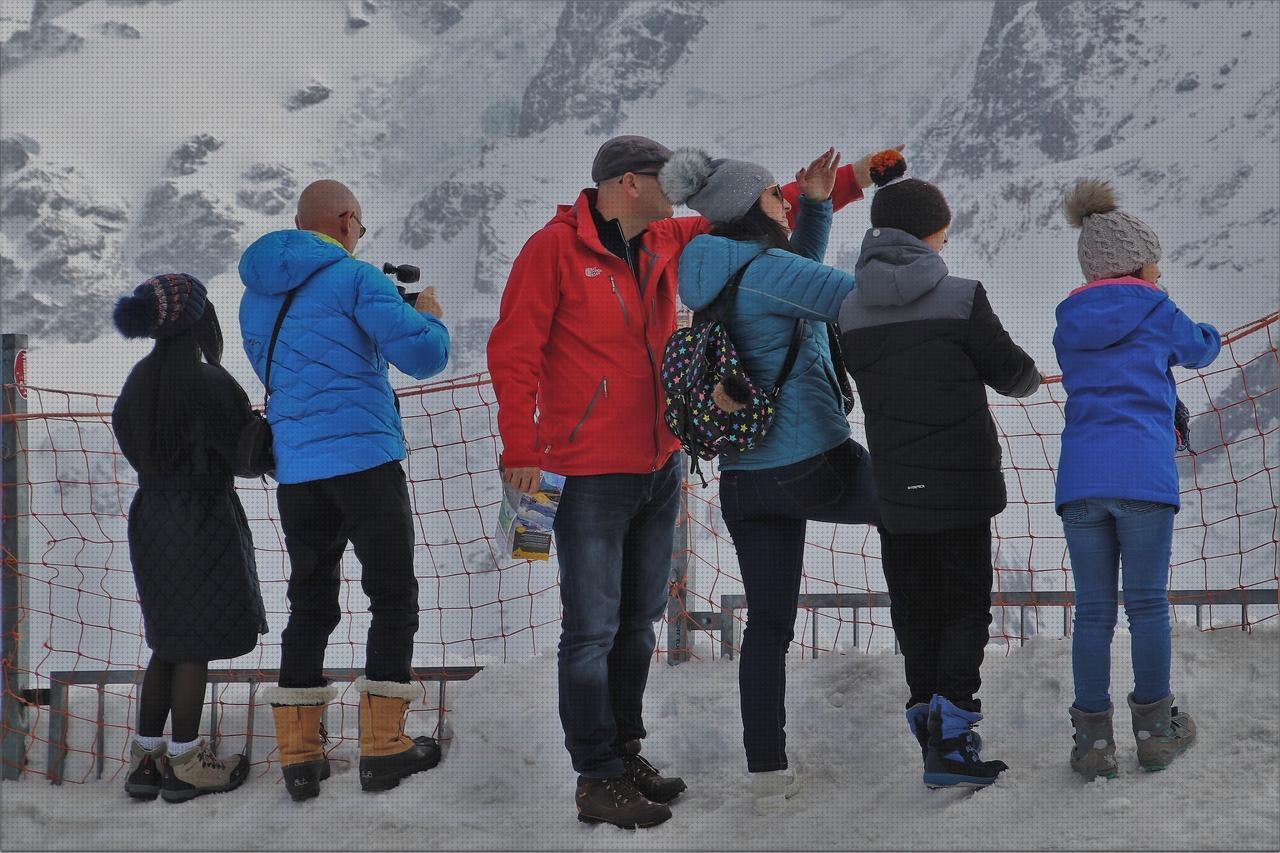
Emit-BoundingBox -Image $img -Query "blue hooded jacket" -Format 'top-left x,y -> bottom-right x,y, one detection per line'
1053,277 -> 1220,511
677,196 -> 856,471
238,230 -> 450,484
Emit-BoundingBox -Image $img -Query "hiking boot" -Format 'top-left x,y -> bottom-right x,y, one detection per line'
124,740 -> 165,800
575,775 -> 672,829
922,694 -> 1008,789
1129,693 -> 1196,771
264,683 -> 336,802
1069,703 -> 1118,781
905,702 -> 930,763
161,739 -> 249,803
621,740 -> 686,804
356,678 -> 441,792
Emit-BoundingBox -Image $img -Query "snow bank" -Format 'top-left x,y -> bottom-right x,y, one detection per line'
3,624 -> 1276,851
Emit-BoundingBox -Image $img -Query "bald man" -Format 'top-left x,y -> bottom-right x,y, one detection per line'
238,180 -> 450,800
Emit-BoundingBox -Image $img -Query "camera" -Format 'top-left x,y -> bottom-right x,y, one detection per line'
384,262 -> 421,304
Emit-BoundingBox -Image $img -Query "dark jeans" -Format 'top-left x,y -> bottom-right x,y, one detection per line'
879,522 -> 994,710
1061,498 -> 1175,713
554,455 -> 681,779
276,461 -> 419,687
718,440 -> 880,772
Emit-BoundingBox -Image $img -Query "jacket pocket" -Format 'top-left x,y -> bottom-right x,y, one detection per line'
567,378 -> 608,444
608,276 -> 631,326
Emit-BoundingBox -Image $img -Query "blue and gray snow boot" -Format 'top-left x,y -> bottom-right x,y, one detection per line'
1069,703 -> 1118,780
922,694 -> 1008,789
905,703 -> 930,762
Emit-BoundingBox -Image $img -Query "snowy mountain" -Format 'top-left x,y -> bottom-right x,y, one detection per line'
3,0 -> 1274,381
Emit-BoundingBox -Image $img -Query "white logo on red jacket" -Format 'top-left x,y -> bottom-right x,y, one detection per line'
584,267 -> 602,278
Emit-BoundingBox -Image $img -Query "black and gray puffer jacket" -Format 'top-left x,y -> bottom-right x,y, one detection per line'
838,227 -> 1041,535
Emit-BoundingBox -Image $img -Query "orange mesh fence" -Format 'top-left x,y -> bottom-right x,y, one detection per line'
1,312 -> 1276,784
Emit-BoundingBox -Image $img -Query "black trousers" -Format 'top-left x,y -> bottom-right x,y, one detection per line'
719,440 -> 881,771
879,522 -> 994,709
276,461 -> 419,687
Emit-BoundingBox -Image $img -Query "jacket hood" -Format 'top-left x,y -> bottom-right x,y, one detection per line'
549,189 -> 611,257
677,234 -> 772,310
853,227 -> 949,307
239,230 -> 350,296
1054,278 -> 1168,351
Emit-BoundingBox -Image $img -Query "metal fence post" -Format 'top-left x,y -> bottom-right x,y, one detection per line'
666,455 -> 693,665
2,334 -> 31,780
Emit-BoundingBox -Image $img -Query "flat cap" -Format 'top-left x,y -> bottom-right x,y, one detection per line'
591,135 -> 673,183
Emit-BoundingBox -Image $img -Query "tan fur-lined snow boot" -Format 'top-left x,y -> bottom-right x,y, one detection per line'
355,677 -> 441,792
264,684 -> 336,801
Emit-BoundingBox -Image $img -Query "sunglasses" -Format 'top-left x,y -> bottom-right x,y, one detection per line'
341,210 -> 367,238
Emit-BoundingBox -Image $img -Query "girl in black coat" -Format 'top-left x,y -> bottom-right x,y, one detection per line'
110,273 -> 264,802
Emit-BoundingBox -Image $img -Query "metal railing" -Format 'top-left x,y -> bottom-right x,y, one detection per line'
42,666 -> 481,784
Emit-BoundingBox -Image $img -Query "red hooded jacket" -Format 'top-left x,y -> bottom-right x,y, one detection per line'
488,169 -> 863,476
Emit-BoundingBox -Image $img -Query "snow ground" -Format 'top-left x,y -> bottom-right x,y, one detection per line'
2,624 -> 1276,852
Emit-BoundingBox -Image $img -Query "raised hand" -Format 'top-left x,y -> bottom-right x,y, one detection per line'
852,143 -> 906,189
795,147 -> 842,202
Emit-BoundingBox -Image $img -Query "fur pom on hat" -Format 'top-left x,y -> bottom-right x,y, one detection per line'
1063,179 -> 1161,282
1063,179 -> 1118,228
658,148 -> 714,206
868,149 -> 908,187
112,273 -> 207,340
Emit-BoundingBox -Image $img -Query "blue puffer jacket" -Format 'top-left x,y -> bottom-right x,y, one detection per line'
1053,277 -> 1220,511
677,196 -> 856,471
238,230 -> 450,484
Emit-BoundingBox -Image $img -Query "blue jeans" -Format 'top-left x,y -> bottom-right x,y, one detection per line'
553,455 -> 681,778
719,440 -> 880,771
1062,498 -> 1176,713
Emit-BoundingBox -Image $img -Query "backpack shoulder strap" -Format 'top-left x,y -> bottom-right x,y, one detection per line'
703,250 -> 766,323
770,319 -> 806,398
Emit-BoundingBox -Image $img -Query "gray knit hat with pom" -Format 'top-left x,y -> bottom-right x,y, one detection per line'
1064,179 -> 1162,282
659,148 -> 775,225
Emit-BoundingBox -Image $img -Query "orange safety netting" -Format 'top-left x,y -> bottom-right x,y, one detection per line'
2,312 -> 1276,784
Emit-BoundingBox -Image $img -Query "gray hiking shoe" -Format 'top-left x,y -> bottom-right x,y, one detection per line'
1069,704 -> 1118,780
1128,693 -> 1196,771
161,739 -> 249,802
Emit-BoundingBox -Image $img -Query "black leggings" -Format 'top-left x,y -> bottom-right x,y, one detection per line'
137,657 -> 208,742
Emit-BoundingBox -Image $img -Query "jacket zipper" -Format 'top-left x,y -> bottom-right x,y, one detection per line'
608,276 -> 631,326
612,220 -> 663,472
567,377 -> 608,444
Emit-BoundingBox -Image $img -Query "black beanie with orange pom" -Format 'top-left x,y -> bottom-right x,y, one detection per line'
867,149 -> 951,241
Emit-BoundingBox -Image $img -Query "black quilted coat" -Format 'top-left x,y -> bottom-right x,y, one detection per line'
111,363 -> 267,661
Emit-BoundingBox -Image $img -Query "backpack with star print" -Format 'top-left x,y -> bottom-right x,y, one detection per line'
660,253 -> 806,484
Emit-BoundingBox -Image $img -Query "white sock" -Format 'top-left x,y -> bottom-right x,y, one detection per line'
133,734 -> 164,752
168,738 -> 200,757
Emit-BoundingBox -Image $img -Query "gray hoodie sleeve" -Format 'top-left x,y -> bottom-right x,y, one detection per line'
965,284 -> 1041,398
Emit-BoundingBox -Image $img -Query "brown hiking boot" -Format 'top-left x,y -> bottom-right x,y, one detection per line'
356,678 -> 441,792
161,739 -> 249,803
576,775 -> 672,829
264,684 -> 336,802
124,740 -> 165,800
621,740 -> 686,804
